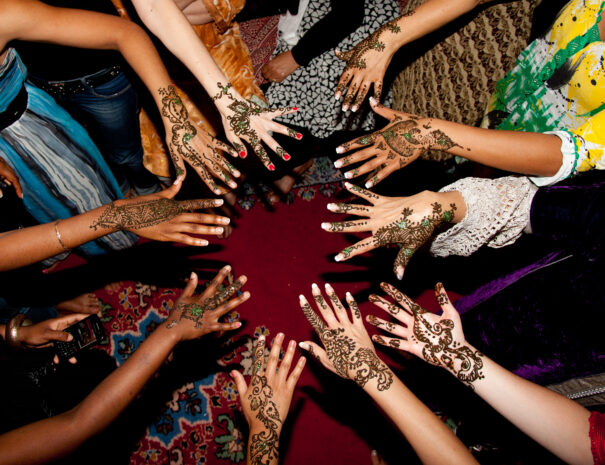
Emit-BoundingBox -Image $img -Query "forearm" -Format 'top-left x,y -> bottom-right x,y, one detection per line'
463,349 -> 592,465
0,324 -> 178,465
422,118 -> 563,177
365,374 -> 477,465
246,426 -> 280,465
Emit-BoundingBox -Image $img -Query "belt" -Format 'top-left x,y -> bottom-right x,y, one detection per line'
31,65 -> 123,98
0,86 -> 27,131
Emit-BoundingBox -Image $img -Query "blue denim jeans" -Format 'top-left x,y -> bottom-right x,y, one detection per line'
29,69 -> 160,195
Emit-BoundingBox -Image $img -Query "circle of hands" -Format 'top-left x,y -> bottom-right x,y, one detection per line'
212,82 -> 302,172
163,265 -> 250,341
322,182 -> 456,279
367,282 -> 485,388
231,333 -> 306,464
298,282 -> 393,392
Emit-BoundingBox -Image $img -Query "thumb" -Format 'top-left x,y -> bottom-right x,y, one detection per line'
369,97 -> 398,120
160,179 -> 181,199
231,370 -> 248,398
46,329 -> 73,343
298,341 -> 327,366
181,272 -> 199,299
393,247 -> 414,281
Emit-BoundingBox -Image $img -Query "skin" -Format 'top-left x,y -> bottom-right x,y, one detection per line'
368,283 -> 593,465
322,182 -> 465,279
232,334 -> 306,465
173,0 -> 212,25
0,0 -> 239,192
0,267 -> 250,465
298,283 -> 477,465
0,179 -> 229,272
334,99 -> 564,187
262,51 -> 300,84
131,0 -> 303,169
0,313 -> 87,348
0,157 -> 22,199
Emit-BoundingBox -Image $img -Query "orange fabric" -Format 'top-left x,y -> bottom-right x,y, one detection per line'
111,0 -> 265,177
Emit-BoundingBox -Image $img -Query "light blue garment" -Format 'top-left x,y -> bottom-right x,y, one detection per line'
0,49 -> 137,258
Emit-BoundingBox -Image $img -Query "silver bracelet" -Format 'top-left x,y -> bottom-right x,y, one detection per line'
54,220 -> 70,252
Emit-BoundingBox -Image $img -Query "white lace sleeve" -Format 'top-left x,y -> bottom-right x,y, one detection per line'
429,176 -> 539,257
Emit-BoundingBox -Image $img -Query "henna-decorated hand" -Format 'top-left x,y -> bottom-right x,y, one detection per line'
0,156 -> 23,199
334,19 -> 402,111
212,82 -> 302,171
261,51 -> 300,84
159,85 -> 240,195
299,283 -> 393,392
334,100 -> 464,188
163,265 -> 250,342
322,183 -> 459,279
232,333 -> 306,465
90,179 -> 230,247
368,282 -> 485,389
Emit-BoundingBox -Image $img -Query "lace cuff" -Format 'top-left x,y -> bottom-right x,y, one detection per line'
529,130 -> 588,187
430,176 -> 538,257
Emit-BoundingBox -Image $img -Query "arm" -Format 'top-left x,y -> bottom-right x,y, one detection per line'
335,100 -> 562,188
232,334 -> 306,465
298,283 -> 477,465
0,180 -> 228,272
0,266 -> 250,465
335,0 -> 500,109
131,0 -> 302,170
369,283 -> 593,465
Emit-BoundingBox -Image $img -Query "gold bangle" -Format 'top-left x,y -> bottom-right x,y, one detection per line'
54,220 -> 70,252
5,314 -> 33,350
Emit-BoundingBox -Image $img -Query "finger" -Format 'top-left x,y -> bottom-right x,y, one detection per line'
365,163 -> 399,189
286,355 -> 306,390
3,171 -> 23,198
68,356 -> 78,364
368,294 -> 412,322
380,282 -> 423,316
393,245 -> 416,280
324,283 -> 350,326
214,290 -> 251,318
250,141 -> 274,171
224,128 -> 247,159
371,334 -> 410,352
278,339 -> 297,384
343,182 -> 382,205
344,158 -> 386,181
251,335 -> 267,375
298,341 -> 329,368
231,369 -> 248,397
351,81 -> 370,112
158,180 -> 181,199
299,294 -> 327,335
182,271 -> 199,299
210,136 -> 239,160
212,320 -> 243,332
434,282 -> 459,320
210,274 -> 247,309
366,314 -> 407,338
345,292 -> 363,324
169,154 -> 188,181
320,218 -> 372,233
334,69 -> 353,100
201,264 -> 233,300
169,222 -> 227,237
369,97 -> 398,120
45,329 -> 73,343
53,313 -> 89,330
373,81 -> 383,101
326,202 -> 372,216
262,106 -> 299,120
189,163 -> 227,195
334,235 -> 376,262
266,333 -> 284,383
336,133 -> 376,154
341,80 -> 359,112
167,233 -> 209,247
179,198 -> 224,211
334,145 -> 380,170
310,284 -> 341,327
177,212 -> 231,226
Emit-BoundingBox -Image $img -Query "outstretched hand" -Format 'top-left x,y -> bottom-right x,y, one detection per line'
322,183 -> 458,279
334,100 -> 462,188
232,333 -> 306,465
159,85 -> 240,195
368,282 -> 485,388
90,179 -> 230,247
298,283 -> 393,392
163,265 -> 250,342
212,83 -> 302,171
334,20 -> 402,111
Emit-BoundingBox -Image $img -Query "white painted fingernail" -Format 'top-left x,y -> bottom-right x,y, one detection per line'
365,182 -> 373,189
396,267 -> 404,280
299,341 -> 309,350
342,105 -> 349,112
334,254 -> 343,262
369,96 -> 377,105
326,203 -> 337,211
345,172 -> 353,179
216,227 -> 224,234
351,105 -> 358,112
311,283 -> 319,291
199,239 -> 209,246
335,146 -> 344,155
321,222 -> 331,231
334,159 -> 343,167
344,182 -> 353,189
215,199 -> 224,206
335,92 -> 341,100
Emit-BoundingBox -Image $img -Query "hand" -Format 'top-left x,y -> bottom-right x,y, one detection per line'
212,83 -> 302,171
334,100 -> 462,188
159,85 -> 240,194
90,179 -> 230,246
18,313 -> 88,349
334,19 -> 402,111
0,157 -> 23,199
163,265 -> 250,342
322,183 -> 459,279
298,282 -> 393,392
261,51 -> 300,83
368,282 -> 485,388
232,333 -> 306,465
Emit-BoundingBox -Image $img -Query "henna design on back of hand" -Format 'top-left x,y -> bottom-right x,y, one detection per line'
247,374 -> 282,464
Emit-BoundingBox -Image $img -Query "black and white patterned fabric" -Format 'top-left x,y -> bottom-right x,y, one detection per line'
265,0 -> 400,139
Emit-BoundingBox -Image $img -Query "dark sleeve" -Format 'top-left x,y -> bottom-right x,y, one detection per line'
290,0 -> 365,67
529,171 -> 605,240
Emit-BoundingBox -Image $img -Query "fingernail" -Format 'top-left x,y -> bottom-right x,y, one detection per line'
342,104 -> 349,112
334,254 -> 343,262
259,334 -> 265,342
321,222 -> 332,231
351,105 -> 358,112
224,265 -> 231,271
371,450 -> 377,457
230,370 -> 237,378
296,133 -> 303,140
235,321 -> 242,328
199,239 -> 209,246
268,164 -> 276,171
299,341 -> 309,350
365,182 -> 373,189
311,283 -> 319,291
324,283 -> 334,292
283,154 -> 291,161
396,267 -> 403,280
369,97 -> 377,105
335,92 -> 341,100
344,181 -> 353,189
216,227 -> 224,234
335,146 -> 344,155
299,294 -> 306,301
326,203 -> 337,211
345,172 -> 353,179
346,292 -> 353,300
229,181 -> 237,189
233,170 -> 241,177
292,106 -> 299,111
190,272 -> 196,280
334,160 -> 343,168
221,217 -> 231,224
239,151 -> 247,159
215,199 -> 224,206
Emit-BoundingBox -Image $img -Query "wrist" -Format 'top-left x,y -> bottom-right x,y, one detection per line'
433,191 -> 465,224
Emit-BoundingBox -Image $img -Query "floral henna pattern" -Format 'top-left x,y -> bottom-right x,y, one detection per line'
339,20 -> 402,71
247,373 -> 281,465
90,198 -> 215,231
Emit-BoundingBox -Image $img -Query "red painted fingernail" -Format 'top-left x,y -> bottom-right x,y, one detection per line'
239,151 -> 247,159
268,163 -> 276,171
292,106 -> 299,111
283,154 -> 291,161
296,133 -> 302,139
